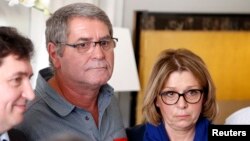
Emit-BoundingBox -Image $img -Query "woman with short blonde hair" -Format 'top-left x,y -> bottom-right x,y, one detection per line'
142,48 -> 217,141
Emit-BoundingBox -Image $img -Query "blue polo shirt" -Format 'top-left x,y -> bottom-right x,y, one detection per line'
16,67 -> 127,141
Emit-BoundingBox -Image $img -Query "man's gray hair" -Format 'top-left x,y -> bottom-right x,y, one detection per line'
45,3 -> 113,70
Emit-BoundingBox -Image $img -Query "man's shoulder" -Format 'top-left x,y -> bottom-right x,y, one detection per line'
8,129 -> 27,141
26,94 -> 46,112
19,95 -> 51,126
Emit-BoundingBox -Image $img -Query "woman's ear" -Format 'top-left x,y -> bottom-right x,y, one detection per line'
47,42 -> 61,69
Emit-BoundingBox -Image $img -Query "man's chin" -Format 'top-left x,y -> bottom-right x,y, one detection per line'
8,114 -> 24,128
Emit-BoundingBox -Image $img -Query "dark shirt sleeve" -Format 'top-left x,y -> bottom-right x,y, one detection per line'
8,129 -> 28,141
126,124 -> 145,141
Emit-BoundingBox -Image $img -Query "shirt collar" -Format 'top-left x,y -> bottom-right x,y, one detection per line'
36,68 -> 76,116
36,67 -> 114,117
0,132 -> 9,141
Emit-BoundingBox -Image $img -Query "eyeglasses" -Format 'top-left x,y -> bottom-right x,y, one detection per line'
159,89 -> 203,105
57,37 -> 118,54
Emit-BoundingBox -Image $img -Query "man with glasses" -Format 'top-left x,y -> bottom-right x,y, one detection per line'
136,48 -> 217,141
17,3 -> 127,141
0,26 -> 35,141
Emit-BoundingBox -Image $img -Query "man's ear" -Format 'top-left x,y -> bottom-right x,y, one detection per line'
47,42 -> 61,69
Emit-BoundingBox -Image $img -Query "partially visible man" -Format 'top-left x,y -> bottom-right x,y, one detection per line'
17,2 -> 127,141
0,26 -> 35,141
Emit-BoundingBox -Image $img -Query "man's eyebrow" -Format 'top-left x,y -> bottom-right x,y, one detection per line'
29,73 -> 34,79
76,35 -> 112,42
13,72 -> 33,78
75,37 -> 91,42
100,35 -> 112,40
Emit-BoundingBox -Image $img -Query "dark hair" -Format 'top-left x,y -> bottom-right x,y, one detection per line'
0,26 -> 34,65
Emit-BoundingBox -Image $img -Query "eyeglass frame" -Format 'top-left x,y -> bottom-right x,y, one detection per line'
56,37 -> 118,54
159,89 -> 203,105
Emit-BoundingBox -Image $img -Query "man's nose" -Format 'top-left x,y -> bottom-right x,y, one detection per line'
22,81 -> 35,101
